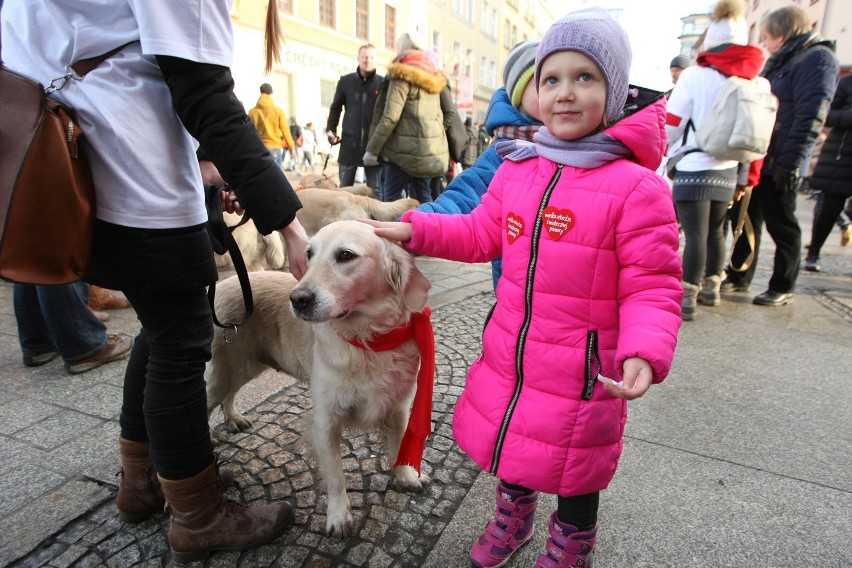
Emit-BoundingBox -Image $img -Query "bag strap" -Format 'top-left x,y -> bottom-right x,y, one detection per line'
70,43 -> 133,77
729,186 -> 755,272
204,184 -> 254,329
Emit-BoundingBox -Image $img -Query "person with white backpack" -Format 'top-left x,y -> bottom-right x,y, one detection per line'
665,0 -> 770,320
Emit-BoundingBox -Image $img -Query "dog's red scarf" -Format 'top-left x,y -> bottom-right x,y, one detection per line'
346,307 -> 435,474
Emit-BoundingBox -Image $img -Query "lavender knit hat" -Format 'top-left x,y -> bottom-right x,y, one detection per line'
535,7 -> 632,124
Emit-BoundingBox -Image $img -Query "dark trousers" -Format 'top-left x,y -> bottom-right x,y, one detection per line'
676,199 -> 730,285
727,177 -> 801,293
380,162 -> 433,203
809,191 -> 850,258
86,220 -> 218,479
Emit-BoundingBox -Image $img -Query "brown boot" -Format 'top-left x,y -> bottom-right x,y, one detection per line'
160,464 -> 293,564
89,285 -> 132,310
117,438 -> 234,524
116,437 -> 164,523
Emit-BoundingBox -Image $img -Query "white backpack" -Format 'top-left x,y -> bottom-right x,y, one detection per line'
695,75 -> 778,162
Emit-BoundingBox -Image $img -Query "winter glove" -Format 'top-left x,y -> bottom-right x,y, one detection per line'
362,151 -> 379,167
772,166 -> 800,193
326,130 -> 339,145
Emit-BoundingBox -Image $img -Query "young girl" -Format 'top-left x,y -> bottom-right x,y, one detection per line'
366,8 -> 682,567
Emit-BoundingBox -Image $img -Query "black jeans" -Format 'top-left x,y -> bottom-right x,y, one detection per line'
727,177 -> 801,293
676,199 -> 730,285
86,220 -> 218,479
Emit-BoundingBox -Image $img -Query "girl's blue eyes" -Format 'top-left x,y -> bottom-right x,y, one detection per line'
544,73 -> 594,85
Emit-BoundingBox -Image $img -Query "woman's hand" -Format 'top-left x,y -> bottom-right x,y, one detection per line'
605,357 -> 653,400
359,219 -> 413,244
199,159 -> 225,187
280,218 -> 309,279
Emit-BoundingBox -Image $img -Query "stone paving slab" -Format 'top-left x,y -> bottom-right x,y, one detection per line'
7,291 -> 494,567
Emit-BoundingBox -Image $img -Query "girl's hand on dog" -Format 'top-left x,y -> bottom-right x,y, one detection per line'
605,357 -> 652,400
359,219 -> 413,244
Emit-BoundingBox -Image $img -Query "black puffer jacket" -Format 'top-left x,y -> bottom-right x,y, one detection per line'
325,68 -> 383,166
811,75 -> 852,198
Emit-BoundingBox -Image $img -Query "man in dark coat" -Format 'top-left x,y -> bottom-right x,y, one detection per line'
326,44 -> 383,190
724,5 -> 839,306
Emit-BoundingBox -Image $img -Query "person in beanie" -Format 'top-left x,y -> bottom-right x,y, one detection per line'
667,54 -> 694,99
414,39 -> 543,288
665,0 -> 768,319
364,8 -> 682,567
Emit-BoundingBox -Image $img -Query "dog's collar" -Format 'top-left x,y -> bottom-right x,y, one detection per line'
345,307 -> 435,474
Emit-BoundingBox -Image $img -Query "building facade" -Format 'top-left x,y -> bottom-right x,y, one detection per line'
229,0 -> 554,141
744,0 -> 850,74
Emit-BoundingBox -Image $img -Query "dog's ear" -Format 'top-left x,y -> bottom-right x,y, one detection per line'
385,240 -> 430,312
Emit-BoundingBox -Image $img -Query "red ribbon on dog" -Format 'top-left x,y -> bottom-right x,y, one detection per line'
346,307 -> 435,474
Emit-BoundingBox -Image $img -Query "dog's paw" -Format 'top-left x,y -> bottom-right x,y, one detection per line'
325,506 -> 354,539
224,414 -> 252,433
394,465 -> 430,491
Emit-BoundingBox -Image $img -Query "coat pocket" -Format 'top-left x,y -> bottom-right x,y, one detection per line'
582,330 -> 601,401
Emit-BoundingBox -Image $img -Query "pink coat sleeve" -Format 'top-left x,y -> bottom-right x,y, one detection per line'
614,171 -> 683,383
401,163 -> 509,262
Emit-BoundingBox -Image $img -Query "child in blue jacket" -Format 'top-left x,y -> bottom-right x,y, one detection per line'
416,40 -> 542,288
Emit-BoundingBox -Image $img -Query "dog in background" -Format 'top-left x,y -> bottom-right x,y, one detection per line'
206,220 -> 432,538
217,186 -> 419,272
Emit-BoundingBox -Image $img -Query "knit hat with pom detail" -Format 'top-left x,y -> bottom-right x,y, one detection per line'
503,40 -> 540,109
703,0 -> 748,50
535,7 -> 632,124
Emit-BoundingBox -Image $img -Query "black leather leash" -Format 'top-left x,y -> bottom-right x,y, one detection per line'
205,183 -> 254,330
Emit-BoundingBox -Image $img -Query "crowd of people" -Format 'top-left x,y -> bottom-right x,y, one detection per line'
1,0 -> 847,565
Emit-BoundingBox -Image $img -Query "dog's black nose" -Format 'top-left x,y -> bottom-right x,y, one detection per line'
290,288 -> 315,312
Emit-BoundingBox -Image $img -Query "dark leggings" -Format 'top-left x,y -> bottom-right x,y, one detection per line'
503,482 -> 599,530
809,192 -> 850,258
86,220 -> 218,480
676,199 -> 731,285
120,289 -> 215,480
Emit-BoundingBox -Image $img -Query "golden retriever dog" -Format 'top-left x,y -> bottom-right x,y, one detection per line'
206,220 -> 432,538
218,188 -> 419,272
295,187 -> 419,236
299,173 -> 374,197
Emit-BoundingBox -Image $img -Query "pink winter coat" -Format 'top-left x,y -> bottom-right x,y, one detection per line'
402,98 -> 683,496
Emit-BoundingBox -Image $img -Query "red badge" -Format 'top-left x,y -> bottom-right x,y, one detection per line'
542,206 -> 575,241
507,213 -> 524,244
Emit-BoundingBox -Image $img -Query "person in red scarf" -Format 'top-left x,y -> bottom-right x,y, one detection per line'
363,33 -> 449,204
665,0 -> 766,319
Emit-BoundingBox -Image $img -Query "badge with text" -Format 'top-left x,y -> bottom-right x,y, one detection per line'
542,206 -> 575,241
506,213 -> 524,244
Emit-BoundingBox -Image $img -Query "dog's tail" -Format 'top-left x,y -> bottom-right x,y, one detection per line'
360,196 -> 420,221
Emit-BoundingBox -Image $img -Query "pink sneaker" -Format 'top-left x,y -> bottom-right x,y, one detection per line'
469,481 -> 538,568
534,512 -> 597,568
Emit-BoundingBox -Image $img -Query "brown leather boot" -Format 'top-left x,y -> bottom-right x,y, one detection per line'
117,438 -> 234,524
89,285 -> 132,310
160,464 -> 294,564
116,437 -> 164,523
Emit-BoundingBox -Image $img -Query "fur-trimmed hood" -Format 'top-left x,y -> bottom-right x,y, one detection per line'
386,60 -> 447,94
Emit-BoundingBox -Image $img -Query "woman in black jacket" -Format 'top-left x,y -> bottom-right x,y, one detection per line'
805,74 -> 852,271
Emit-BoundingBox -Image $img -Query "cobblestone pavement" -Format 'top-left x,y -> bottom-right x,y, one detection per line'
10,290 -> 495,568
